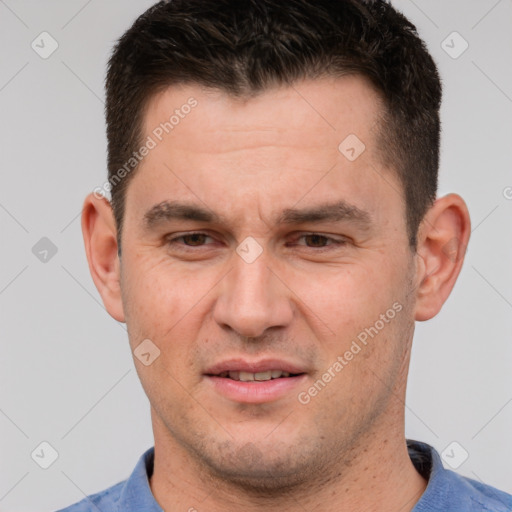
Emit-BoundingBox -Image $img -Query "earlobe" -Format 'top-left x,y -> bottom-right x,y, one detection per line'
81,193 -> 125,322
413,193 -> 471,322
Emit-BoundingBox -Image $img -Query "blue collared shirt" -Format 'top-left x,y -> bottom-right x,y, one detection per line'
56,440 -> 512,511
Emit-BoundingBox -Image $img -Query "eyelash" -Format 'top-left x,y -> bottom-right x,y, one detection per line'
165,232 -> 347,251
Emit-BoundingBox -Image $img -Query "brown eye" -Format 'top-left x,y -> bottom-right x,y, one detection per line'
181,233 -> 208,246
290,233 -> 346,250
166,232 -> 213,248
303,234 -> 330,247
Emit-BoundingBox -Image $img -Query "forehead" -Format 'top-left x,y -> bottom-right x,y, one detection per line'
142,75 -> 383,159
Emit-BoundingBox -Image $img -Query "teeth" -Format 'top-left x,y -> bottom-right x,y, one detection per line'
222,370 -> 293,381
254,371 -> 272,381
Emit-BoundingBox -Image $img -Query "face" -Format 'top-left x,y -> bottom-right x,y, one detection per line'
119,76 -> 419,489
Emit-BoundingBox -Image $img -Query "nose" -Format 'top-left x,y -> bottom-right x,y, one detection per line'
213,246 -> 294,339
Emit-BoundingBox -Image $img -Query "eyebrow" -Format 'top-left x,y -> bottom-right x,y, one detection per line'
277,201 -> 372,228
144,201 -> 220,227
143,199 -> 372,230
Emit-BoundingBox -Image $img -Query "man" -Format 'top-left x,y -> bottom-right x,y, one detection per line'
57,0 -> 512,511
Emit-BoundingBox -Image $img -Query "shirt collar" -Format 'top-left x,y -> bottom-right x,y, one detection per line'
117,446 -> 163,511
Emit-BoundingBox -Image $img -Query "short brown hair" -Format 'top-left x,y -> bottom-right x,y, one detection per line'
105,0 -> 441,250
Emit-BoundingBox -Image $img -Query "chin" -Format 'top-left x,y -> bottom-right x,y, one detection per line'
192,439 -> 317,493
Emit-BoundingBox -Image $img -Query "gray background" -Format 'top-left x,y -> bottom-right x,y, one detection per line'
0,1 -> 511,510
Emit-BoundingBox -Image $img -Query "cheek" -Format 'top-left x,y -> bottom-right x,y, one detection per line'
122,252 -> 208,328
120,253 -> 220,374
288,261 -> 401,334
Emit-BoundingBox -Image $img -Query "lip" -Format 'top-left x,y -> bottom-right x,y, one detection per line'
204,358 -> 308,404
205,374 -> 308,404
204,358 -> 306,376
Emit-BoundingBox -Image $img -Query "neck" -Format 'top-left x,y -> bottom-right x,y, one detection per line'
149,412 -> 427,512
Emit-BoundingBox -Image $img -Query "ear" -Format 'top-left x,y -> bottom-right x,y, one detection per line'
81,193 -> 125,322
414,193 -> 471,321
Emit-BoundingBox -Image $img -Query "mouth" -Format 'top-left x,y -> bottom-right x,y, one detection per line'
212,370 -> 302,381
204,359 -> 308,403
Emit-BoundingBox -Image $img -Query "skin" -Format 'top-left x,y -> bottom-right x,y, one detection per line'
82,76 -> 471,511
